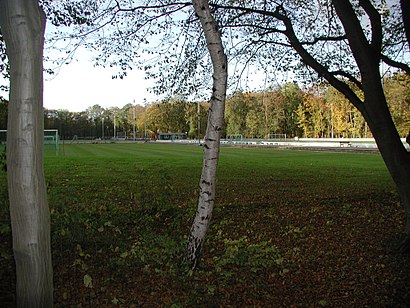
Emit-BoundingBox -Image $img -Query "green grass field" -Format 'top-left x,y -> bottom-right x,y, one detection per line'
1,143 -> 409,306
45,143 -> 394,206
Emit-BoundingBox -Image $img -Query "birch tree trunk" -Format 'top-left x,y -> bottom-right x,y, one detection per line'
185,0 -> 227,269
0,0 -> 53,306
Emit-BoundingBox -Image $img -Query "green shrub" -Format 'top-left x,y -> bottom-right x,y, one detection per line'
0,145 -> 6,172
213,236 -> 286,274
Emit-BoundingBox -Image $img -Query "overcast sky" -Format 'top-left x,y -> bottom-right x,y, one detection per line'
0,47 -> 159,112
1,47 -> 270,113
43,54 -> 157,112
0,23 -> 283,113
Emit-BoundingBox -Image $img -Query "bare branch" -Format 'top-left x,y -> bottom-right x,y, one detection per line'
381,54 -> 410,75
300,35 -> 347,46
330,70 -> 362,89
250,39 -> 291,48
114,0 -> 192,12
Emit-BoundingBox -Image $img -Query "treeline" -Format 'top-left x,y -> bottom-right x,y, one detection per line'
0,74 -> 408,140
43,100 -> 210,140
226,74 -> 409,139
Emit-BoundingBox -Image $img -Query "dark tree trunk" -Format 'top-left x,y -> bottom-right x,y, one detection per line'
0,0 -> 53,306
361,82 -> 410,250
332,0 -> 410,251
400,0 -> 410,48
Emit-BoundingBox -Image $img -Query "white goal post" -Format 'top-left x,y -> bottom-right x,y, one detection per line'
44,129 -> 60,156
0,129 -> 59,156
0,130 -> 5,145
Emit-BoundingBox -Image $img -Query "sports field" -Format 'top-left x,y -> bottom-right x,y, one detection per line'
1,143 -> 409,306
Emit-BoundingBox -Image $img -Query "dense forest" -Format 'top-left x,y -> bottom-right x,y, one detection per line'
225,74 -> 409,139
0,73 -> 409,140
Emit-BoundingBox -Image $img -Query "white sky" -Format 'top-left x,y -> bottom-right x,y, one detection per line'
43,54 -> 157,112
0,47 -> 159,112
0,45 -> 271,113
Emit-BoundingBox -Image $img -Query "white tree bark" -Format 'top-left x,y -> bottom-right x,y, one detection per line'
185,0 -> 228,268
0,0 -> 53,306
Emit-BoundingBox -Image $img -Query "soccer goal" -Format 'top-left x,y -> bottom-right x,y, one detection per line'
227,134 -> 243,141
0,129 -> 59,155
0,130 -> 6,145
44,129 -> 60,155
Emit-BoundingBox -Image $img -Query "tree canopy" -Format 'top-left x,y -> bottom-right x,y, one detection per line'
34,1 -> 408,99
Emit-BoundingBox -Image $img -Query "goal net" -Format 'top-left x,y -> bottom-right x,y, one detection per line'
227,134 -> 243,141
44,129 -> 60,155
0,130 -> 5,145
0,129 -> 59,155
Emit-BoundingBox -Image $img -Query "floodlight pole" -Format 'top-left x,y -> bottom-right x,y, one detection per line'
144,117 -> 146,141
197,101 -> 201,143
133,100 -> 136,141
330,103 -> 334,138
143,99 -> 147,141
113,110 -> 117,140
102,117 -> 105,141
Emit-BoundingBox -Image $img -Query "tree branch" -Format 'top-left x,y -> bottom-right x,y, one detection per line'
332,0 -> 378,71
277,9 -> 365,111
359,0 -> 382,53
250,39 -> 291,48
114,0 -> 192,13
330,70 -> 362,90
210,2 -> 365,110
381,54 -> 410,75
300,35 -> 347,46
400,0 -> 410,48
